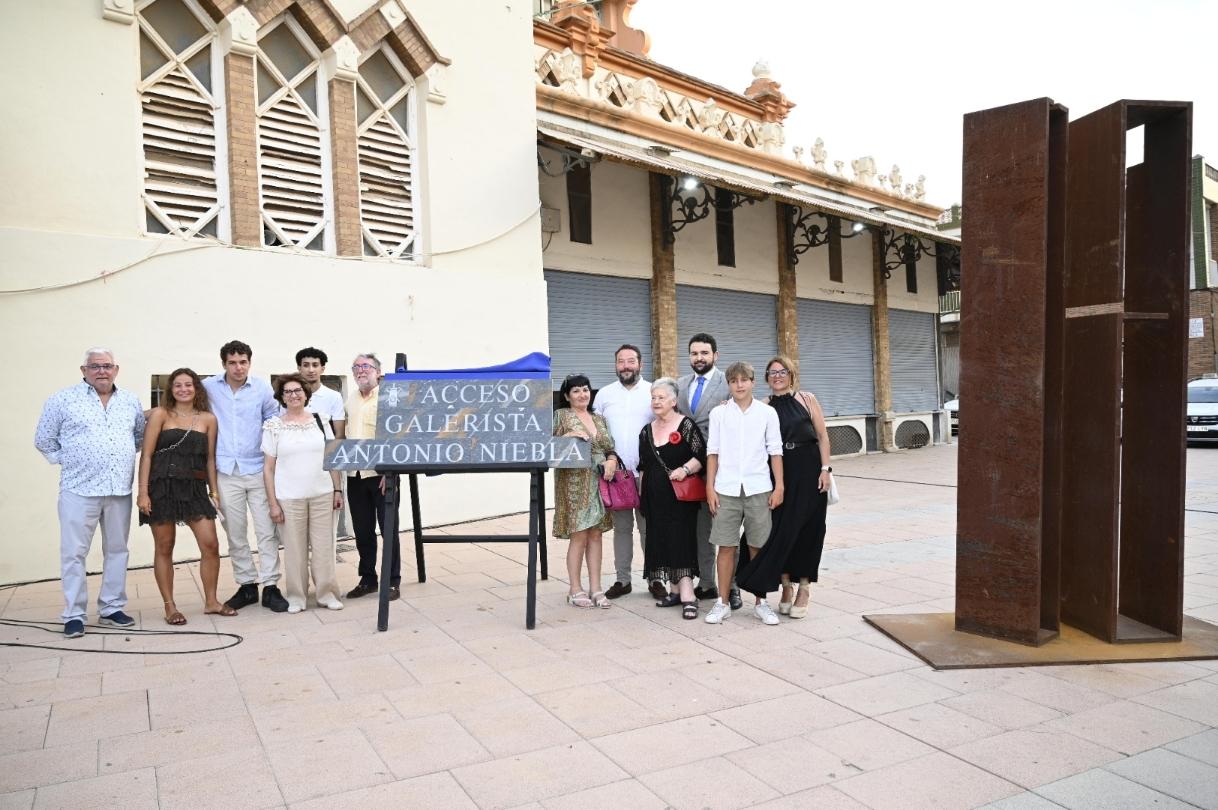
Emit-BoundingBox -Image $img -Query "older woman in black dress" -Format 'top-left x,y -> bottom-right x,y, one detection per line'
737,356 -> 831,619
137,368 -> 235,624
638,377 -> 706,620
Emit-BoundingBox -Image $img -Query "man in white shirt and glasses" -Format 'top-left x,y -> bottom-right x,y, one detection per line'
593,344 -> 654,599
703,361 -> 784,625
35,348 -> 146,638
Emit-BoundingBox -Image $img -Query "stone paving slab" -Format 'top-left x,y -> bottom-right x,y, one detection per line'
3,444 -> 1218,808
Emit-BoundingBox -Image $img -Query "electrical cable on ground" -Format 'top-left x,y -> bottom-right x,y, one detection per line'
0,618 -> 242,655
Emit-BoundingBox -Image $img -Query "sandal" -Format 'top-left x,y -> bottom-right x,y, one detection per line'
789,586 -> 810,619
656,592 -> 682,608
682,601 -> 698,620
164,603 -> 187,626
591,591 -> 611,609
778,585 -> 794,615
567,591 -> 593,608
204,604 -> 238,617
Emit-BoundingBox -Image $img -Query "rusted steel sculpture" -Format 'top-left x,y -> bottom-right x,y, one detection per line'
957,98 -> 1192,646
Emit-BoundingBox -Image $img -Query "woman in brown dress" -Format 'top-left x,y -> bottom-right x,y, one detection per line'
553,374 -> 619,608
137,368 -> 236,624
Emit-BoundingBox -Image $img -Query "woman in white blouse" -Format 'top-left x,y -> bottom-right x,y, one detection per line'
262,373 -> 345,613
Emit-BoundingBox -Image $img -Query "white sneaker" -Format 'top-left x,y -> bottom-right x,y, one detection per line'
287,605 -> 303,614
754,601 -> 780,625
322,600 -> 344,611
705,600 -> 731,624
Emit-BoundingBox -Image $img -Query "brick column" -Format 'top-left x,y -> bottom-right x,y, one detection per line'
775,203 -> 799,367
872,229 -> 895,451
329,76 -> 360,256
224,52 -> 260,247
649,172 -> 678,379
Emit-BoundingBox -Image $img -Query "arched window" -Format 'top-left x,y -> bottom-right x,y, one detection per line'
356,44 -> 416,258
137,0 -> 223,238
255,16 -> 329,251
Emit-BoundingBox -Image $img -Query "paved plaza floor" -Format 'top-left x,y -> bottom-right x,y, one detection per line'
3,443 -> 1218,809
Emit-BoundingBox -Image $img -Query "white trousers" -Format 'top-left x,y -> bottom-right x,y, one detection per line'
58,491 -> 131,622
218,472 -> 280,586
279,494 -> 342,610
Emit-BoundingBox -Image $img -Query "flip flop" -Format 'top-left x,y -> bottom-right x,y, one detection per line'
164,610 -> 187,625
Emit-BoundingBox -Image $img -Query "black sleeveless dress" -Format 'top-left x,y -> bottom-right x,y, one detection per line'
736,393 -> 828,595
139,428 -> 217,526
638,416 -> 706,583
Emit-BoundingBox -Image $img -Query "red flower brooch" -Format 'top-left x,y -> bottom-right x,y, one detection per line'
669,431 -> 682,444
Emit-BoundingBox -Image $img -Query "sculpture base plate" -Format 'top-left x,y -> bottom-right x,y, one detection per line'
863,613 -> 1218,670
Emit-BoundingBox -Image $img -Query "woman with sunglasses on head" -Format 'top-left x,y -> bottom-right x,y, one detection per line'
137,368 -> 234,625
262,373 -> 345,613
736,356 -> 832,619
553,373 -> 619,608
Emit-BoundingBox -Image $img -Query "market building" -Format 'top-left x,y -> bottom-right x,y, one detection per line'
534,1 -> 959,460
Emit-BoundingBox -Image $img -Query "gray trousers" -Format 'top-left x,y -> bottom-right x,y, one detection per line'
610,507 -> 646,584
58,491 -> 131,622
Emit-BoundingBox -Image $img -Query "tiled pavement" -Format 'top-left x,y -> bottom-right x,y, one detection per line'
3,444 -> 1218,809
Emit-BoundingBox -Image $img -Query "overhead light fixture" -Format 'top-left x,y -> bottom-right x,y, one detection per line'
681,177 -> 699,191
851,221 -> 865,233
773,180 -> 796,189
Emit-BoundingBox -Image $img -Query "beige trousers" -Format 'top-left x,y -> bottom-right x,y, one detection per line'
279,494 -> 342,610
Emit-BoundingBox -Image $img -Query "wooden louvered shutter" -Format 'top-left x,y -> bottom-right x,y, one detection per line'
137,0 -> 221,238
356,47 -> 416,258
255,18 -> 329,251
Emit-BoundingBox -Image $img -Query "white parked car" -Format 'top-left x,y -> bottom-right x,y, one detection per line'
943,398 -> 959,435
1187,379 -> 1218,443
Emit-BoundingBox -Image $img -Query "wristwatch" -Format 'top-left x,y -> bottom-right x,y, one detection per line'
821,465 -> 832,472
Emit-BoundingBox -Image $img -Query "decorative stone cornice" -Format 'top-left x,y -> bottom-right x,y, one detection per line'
743,61 -> 795,124
101,0 -> 135,24
221,6 -> 259,56
552,1 -> 611,80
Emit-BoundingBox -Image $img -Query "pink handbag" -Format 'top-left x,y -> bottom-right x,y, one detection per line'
599,467 -> 640,511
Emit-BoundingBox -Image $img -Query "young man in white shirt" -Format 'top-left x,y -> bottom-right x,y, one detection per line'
294,347 -> 346,439
592,344 -> 654,598
704,361 -> 784,625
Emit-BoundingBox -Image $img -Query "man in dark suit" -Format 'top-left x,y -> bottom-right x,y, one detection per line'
677,333 -> 740,608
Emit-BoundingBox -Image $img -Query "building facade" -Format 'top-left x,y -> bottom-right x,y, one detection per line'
1188,157 -> 1218,379
533,2 -> 959,459
1,0 -> 544,584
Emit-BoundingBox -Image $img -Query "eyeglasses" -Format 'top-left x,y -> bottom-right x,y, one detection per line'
766,369 -> 789,378
282,388 -> 306,396
85,364 -> 116,372
351,363 -> 376,372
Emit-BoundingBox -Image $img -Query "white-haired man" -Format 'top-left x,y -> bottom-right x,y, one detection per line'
35,348 -> 146,638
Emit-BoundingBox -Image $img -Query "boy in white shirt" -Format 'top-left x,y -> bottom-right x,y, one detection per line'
704,361 -> 784,625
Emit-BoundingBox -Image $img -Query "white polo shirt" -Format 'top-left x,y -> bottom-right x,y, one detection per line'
593,379 -> 652,473
303,384 -> 346,426
707,398 -> 783,497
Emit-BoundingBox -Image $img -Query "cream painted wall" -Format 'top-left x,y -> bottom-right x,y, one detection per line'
794,227 -> 876,306
0,2 -> 142,235
674,196 -> 779,294
539,160 -> 651,278
0,1 -> 545,585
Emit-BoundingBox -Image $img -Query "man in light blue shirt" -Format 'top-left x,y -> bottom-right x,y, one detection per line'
202,339 -> 286,612
35,348 -> 145,638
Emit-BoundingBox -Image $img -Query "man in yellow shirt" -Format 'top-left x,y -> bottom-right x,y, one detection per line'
344,353 -> 401,600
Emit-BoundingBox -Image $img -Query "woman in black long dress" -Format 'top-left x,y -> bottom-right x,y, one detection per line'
638,377 -> 707,620
137,368 -> 235,624
737,356 -> 831,619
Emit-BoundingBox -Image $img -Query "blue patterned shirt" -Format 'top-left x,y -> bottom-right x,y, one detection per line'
203,374 -> 278,475
34,381 -> 146,496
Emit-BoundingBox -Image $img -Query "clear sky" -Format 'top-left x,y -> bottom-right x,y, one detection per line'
629,0 -> 1215,209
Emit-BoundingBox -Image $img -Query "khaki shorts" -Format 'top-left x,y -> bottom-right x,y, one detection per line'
709,487 -> 771,549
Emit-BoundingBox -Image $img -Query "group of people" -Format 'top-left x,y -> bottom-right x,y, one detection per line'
552,333 -> 833,623
35,333 -> 831,638
35,342 -> 399,638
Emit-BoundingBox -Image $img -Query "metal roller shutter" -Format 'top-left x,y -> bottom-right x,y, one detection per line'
796,299 -> 875,416
545,270 -> 653,389
889,309 -> 939,412
676,285 -> 778,395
